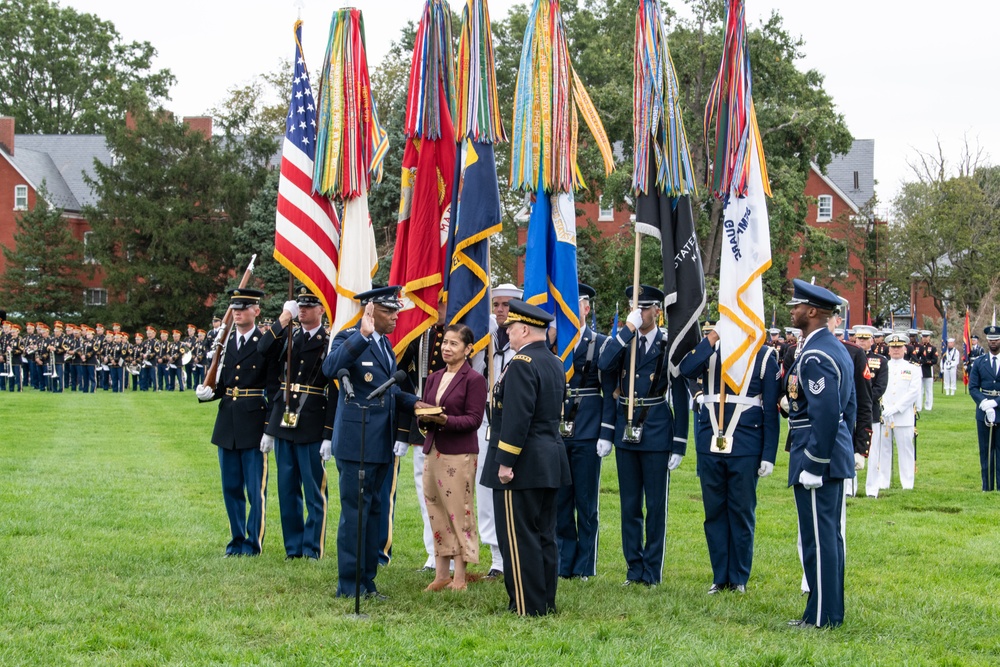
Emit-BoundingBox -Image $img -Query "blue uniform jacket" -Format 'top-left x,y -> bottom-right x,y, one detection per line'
597,326 -> 688,454
562,327 -> 617,443
321,328 -> 417,464
785,327 -> 857,484
678,337 -> 780,460
202,327 -> 274,451
969,353 -> 1000,421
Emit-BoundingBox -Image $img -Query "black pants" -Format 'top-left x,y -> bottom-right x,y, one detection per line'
494,487 -> 559,616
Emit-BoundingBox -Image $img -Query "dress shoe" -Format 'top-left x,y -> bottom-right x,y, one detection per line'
485,568 -> 503,579
707,584 -> 726,594
363,591 -> 388,602
787,619 -> 813,629
622,579 -> 642,587
285,555 -> 302,561
579,575 -> 589,582
733,584 -> 746,594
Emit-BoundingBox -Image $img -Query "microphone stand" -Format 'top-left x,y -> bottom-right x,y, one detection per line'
350,393 -> 384,618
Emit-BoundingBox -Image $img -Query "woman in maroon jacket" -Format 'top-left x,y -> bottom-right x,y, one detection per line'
420,324 -> 487,591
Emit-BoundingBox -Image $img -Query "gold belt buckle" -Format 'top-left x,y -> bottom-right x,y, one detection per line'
291,383 -> 300,393
232,387 -> 241,398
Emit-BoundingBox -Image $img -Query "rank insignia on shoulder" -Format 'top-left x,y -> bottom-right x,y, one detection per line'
513,354 -> 532,363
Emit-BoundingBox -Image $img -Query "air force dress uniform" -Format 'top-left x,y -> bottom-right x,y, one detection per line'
259,286 -> 337,560
968,326 -> 1000,491
556,284 -> 616,579
321,286 -> 418,597
679,331 -> 780,592
597,285 -> 689,586
784,280 -> 856,628
198,289 -> 273,557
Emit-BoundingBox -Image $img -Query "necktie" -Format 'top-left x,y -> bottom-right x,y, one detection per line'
236,335 -> 242,351
382,337 -> 393,367
993,356 -> 997,376
638,335 -> 647,363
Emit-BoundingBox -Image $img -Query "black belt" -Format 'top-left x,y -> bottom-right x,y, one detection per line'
280,382 -> 325,396
225,388 -> 265,398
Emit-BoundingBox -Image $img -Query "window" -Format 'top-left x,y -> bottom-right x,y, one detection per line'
14,185 -> 28,210
817,195 -> 833,222
598,195 -> 614,221
84,288 -> 107,306
83,231 -> 97,263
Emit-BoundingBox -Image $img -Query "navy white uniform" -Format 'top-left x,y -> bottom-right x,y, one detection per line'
785,288 -> 856,628
598,287 -> 688,587
556,323 -> 615,579
679,337 -> 779,590
321,287 -> 417,598
260,310 -> 336,560
968,329 -> 1000,491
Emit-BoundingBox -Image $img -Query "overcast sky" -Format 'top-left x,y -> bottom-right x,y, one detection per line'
59,0 -> 1000,210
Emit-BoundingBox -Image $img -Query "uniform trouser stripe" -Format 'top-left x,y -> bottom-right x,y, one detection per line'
811,488 -> 822,628
504,490 -> 525,615
258,454 -> 269,553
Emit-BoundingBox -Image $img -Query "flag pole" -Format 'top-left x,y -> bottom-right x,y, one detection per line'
282,273 -> 295,425
628,230 -> 642,423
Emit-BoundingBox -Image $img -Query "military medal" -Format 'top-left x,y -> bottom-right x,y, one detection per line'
787,373 -> 799,399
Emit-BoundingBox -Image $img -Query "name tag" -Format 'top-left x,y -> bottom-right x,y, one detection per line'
362,361 -> 374,367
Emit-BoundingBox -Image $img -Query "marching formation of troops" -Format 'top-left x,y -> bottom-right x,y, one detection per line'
0,319 -> 231,393
6,280 -> 997,628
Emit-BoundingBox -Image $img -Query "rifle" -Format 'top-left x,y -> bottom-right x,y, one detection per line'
203,254 -> 257,391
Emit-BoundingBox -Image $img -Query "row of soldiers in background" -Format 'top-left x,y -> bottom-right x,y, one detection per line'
0,320 -> 227,393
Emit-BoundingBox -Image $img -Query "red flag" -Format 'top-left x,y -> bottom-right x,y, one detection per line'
274,21 -> 339,322
388,0 -> 456,355
963,307 -> 972,384
866,304 -> 872,326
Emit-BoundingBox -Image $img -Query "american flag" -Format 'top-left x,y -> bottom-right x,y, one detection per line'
274,21 -> 340,322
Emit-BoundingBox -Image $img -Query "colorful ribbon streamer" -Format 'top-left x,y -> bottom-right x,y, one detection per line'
455,0 -> 507,143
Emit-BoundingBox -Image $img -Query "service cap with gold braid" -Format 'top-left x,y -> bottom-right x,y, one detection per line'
294,283 -> 322,307
354,285 -> 403,310
228,288 -> 264,310
502,299 -> 554,328
886,333 -> 909,347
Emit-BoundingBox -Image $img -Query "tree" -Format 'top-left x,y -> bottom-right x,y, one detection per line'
0,188 -> 90,319
0,0 -> 174,134
83,107 -> 277,330
207,59 -> 291,140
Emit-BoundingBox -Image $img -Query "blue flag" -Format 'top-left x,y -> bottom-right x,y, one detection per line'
444,140 -> 501,355
523,177 -> 581,378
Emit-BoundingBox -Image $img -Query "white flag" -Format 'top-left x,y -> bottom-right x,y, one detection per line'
716,133 -> 772,394
332,181 -> 379,333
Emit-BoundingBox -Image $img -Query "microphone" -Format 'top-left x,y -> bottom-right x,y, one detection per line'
337,368 -> 355,401
367,370 -> 407,401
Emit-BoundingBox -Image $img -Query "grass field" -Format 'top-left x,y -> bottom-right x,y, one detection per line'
1,387 -> 998,666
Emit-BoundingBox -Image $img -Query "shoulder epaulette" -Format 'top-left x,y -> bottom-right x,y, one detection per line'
512,354 -> 532,363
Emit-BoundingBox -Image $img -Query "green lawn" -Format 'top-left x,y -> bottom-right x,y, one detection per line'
0,387 -> 997,666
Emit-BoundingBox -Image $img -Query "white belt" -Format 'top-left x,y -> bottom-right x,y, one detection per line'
702,394 -> 762,407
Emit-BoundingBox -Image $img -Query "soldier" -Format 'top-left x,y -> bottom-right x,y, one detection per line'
967,334 -> 985,380
872,333 -> 922,493
768,327 -> 782,351
49,321 -> 67,392
156,330 -> 170,391
183,324 -> 198,389
873,330 -> 889,358
168,330 -> 185,391
192,329 -> 208,387
480,299 -> 570,616
81,327 -> 98,393
968,326 -> 1000,491
678,321 -> 779,594
259,285 -> 336,560
854,326 -> 888,498
598,284 -> 688,587
557,283 -> 615,581
108,332 -> 125,393
941,338 -> 960,396
784,279 -> 855,629
916,330 -> 938,410
5,324 -> 23,392
195,288 -> 274,557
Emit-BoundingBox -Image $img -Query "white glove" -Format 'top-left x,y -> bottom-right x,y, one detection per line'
283,300 -> 300,320
596,439 -> 613,458
757,461 -> 774,477
393,440 -> 409,457
260,433 -> 274,454
694,394 -> 705,407
854,453 -> 866,471
667,453 -> 683,471
195,384 -> 214,401
979,399 -> 998,412
799,470 -> 824,490
626,308 -> 643,331
779,395 -> 789,413
320,439 -> 332,462
987,408 -> 996,425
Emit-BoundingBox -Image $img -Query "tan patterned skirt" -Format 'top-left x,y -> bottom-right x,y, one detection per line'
423,447 -> 479,562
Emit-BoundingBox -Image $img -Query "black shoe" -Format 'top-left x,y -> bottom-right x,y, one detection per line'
707,583 -> 726,594
486,569 -> 503,579
579,575 -> 590,582
787,619 -> 810,628
622,579 -> 643,587
733,584 -> 746,594
364,591 -> 389,602
285,555 -> 303,561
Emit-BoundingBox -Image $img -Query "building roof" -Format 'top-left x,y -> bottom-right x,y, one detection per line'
11,135 -> 112,211
822,139 -> 874,210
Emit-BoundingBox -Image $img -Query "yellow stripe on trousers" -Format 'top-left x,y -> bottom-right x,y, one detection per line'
319,463 -> 328,558
258,453 -> 269,552
504,490 -> 525,615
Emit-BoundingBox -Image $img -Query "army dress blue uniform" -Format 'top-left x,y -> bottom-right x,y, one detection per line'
199,289 -> 274,557
679,336 -> 780,591
968,326 -> 1000,491
260,311 -> 337,559
556,322 -> 616,579
321,287 -> 417,598
785,284 -> 857,628
597,289 -> 688,587
480,301 -> 571,616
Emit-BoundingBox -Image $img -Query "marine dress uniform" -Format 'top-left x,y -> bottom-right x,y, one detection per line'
259,286 -> 337,560
679,333 -> 780,593
321,286 -> 418,598
597,285 -> 689,587
480,300 -> 571,616
968,326 -> 1000,491
916,331 -> 938,410
785,280 -> 856,628
197,289 -> 274,557
556,284 -> 616,580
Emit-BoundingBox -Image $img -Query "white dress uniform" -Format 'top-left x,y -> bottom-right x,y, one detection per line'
868,356 -> 921,496
941,346 -> 960,396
